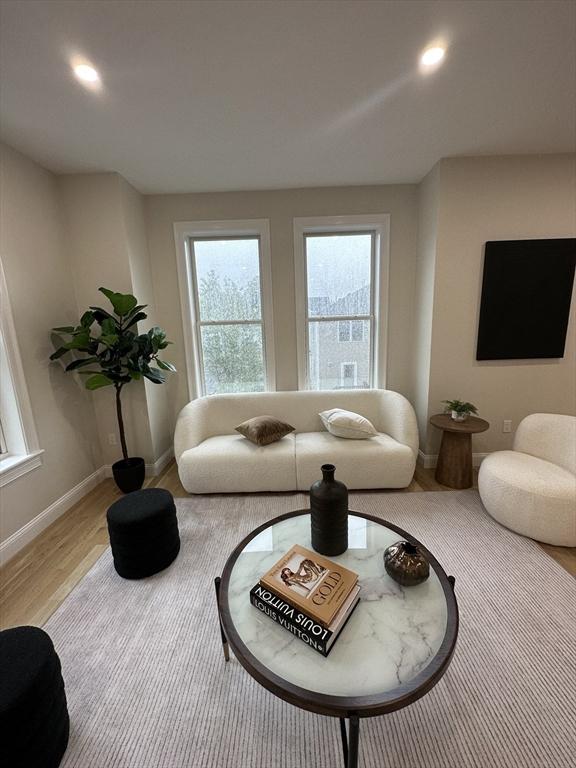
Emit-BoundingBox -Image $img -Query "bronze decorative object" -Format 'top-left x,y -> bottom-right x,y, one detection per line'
384,540 -> 430,586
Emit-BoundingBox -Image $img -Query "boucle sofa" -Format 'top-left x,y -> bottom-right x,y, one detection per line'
174,389 -> 418,494
478,413 -> 576,546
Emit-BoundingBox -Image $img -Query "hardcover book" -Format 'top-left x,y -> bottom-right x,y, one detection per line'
250,582 -> 361,656
259,544 -> 358,627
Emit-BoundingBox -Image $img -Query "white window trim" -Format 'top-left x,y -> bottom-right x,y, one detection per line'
174,219 -> 276,398
0,259 -> 43,486
293,214 -> 390,391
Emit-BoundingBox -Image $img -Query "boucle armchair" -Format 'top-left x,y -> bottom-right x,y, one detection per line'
478,414 -> 576,546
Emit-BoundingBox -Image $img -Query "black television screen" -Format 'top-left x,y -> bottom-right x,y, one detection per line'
476,239 -> 576,360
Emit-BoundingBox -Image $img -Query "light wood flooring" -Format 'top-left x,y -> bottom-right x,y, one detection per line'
1,461 -> 574,630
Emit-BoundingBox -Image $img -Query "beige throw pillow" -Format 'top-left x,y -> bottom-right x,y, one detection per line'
319,408 -> 377,439
235,415 -> 295,446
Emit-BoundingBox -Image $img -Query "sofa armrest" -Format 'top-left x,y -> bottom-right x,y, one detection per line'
174,400 -> 213,464
378,390 -> 419,458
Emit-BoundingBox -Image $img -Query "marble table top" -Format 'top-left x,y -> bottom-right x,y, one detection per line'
226,513 -> 449,699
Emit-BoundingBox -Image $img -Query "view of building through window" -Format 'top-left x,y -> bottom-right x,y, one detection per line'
305,233 -> 374,389
192,237 -> 266,394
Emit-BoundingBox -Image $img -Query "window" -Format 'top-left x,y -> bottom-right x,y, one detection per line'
338,320 -> 351,343
340,362 -> 358,387
174,220 -> 275,397
338,320 -> 365,343
0,260 -> 42,486
294,215 -> 389,391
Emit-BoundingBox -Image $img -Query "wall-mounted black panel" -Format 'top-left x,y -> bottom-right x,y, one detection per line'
476,239 -> 576,360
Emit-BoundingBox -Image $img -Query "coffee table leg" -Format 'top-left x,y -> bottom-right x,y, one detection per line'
214,577 -> 230,662
348,716 -> 360,768
339,718 -> 348,766
338,716 -> 359,768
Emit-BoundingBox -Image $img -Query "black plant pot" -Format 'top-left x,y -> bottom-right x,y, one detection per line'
310,464 -> 348,556
112,457 -> 145,494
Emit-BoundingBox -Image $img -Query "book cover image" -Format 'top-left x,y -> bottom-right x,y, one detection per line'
260,544 -> 357,627
277,551 -> 326,597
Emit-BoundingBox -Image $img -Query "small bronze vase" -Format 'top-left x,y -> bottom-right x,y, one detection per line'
310,464 -> 348,556
384,540 -> 429,586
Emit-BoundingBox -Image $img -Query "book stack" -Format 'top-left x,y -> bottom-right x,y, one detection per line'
249,543 -> 360,657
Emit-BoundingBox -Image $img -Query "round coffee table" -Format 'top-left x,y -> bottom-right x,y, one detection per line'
430,414 -> 490,489
216,510 -> 459,768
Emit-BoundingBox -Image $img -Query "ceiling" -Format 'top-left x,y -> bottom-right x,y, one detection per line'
0,0 -> 574,194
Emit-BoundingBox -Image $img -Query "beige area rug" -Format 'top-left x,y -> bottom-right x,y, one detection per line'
44,490 -> 575,768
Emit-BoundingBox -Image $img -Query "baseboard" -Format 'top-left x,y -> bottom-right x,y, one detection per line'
1,447 -> 176,567
418,449 -> 489,470
101,446 -> 175,479
147,446 -> 174,476
0,467 -> 106,566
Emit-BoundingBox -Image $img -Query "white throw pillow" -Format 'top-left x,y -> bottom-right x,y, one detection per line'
319,408 -> 378,439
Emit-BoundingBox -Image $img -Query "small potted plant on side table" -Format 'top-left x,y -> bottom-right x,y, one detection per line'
441,399 -> 478,422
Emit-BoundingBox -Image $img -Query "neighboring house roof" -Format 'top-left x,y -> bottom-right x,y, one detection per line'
309,285 -> 370,317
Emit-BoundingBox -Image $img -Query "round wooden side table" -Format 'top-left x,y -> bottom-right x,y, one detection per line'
430,414 -> 489,489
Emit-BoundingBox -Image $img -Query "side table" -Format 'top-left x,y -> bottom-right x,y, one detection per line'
430,414 -> 489,489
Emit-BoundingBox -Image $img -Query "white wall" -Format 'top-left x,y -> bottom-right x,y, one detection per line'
423,154 -> 576,455
0,144 -> 100,543
58,172 -> 156,465
58,172 -> 175,466
412,164 -> 440,450
145,184 -> 419,424
119,177 -> 172,460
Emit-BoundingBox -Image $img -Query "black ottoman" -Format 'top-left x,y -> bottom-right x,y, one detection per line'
107,488 -> 180,579
0,626 -> 69,768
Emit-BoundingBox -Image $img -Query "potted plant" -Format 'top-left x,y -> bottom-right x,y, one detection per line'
441,399 -> 478,422
50,287 -> 176,493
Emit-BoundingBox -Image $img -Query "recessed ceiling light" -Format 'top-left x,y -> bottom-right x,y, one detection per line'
420,46 -> 446,67
73,63 -> 100,83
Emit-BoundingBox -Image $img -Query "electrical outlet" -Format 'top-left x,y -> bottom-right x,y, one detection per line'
108,433 -> 117,445
502,420 -> 512,433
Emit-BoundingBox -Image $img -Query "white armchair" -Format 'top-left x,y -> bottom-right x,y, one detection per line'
478,414 -> 576,546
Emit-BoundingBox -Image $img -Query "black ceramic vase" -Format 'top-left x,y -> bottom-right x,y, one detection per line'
310,464 -> 348,556
384,540 -> 430,586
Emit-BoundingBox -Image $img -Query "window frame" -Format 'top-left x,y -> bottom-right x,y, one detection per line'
293,214 -> 390,391
174,219 -> 276,398
0,259 -> 43,486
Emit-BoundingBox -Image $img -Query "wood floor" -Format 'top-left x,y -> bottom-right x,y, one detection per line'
1,461 -> 574,630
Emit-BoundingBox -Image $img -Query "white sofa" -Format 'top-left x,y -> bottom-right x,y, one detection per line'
174,389 -> 419,494
478,413 -> 576,547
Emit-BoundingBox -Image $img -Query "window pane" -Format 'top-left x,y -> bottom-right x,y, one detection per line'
338,320 -> 350,342
306,234 -> 372,317
351,319 -> 364,341
194,238 -> 261,321
201,324 -> 265,394
308,320 -> 371,390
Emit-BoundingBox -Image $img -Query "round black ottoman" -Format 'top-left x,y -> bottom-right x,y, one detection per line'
0,626 -> 69,768
107,488 -> 180,579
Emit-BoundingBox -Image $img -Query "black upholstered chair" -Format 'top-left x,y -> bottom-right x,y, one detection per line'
106,488 -> 180,579
0,626 -> 70,768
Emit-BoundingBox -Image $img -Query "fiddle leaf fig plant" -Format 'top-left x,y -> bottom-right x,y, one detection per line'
50,287 -> 176,460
